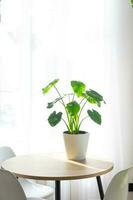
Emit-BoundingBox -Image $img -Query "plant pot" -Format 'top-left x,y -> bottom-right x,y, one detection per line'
63,131 -> 89,161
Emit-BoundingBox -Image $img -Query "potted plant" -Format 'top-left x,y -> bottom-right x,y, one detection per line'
42,79 -> 105,160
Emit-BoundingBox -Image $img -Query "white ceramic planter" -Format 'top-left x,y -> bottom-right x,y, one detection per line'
63,131 -> 89,161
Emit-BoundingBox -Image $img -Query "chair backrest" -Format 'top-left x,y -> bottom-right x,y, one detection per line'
0,146 -> 16,165
0,169 -> 27,200
104,169 -> 129,200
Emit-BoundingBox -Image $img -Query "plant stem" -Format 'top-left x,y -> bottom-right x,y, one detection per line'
54,85 -> 70,129
78,116 -> 88,130
74,116 -> 79,133
79,99 -> 87,119
72,93 -> 75,101
79,97 -> 85,105
62,118 -> 70,131
69,117 -> 74,133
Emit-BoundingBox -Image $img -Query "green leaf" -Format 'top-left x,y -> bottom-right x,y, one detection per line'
47,97 -> 63,109
82,93 -> 97,104
66,101 -> 80,116
86,90 -> 103,102
47,102 -> 54,108
42,79 -> 59,94
87,109 -> 101,125
48,111 -> 62,127
71,81 -> 86,97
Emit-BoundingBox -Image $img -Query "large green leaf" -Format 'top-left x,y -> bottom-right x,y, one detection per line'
87,109 -> 101,125
42,79 -> 59,94
86,90 -> 103,102
71,81 -> 86,97
82,93 -> 97,104
66,101 -> 80,116
48,111 -> 62,127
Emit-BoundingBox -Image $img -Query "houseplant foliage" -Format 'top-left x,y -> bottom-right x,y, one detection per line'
42,79 -> 105,134
131,0 -> 133,7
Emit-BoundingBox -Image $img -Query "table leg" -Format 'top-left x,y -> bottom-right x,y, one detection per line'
55,180 -> 61,200
96,176 -> 104,200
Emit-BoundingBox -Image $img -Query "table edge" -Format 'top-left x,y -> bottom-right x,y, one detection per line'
2,165 -> 114,181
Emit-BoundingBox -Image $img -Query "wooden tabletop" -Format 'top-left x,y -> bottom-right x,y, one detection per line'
1,153 -> 113,181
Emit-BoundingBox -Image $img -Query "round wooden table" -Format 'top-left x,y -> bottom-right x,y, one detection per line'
1,153 -> 113,200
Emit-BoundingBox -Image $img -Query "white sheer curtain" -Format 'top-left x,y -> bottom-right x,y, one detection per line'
0,0 -> 133,199
0,0 -> 32,154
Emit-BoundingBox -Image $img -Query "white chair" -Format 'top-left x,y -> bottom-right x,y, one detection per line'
104,168 -> 129,200
0,169 -> 44,200
0,146 -> 53,199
